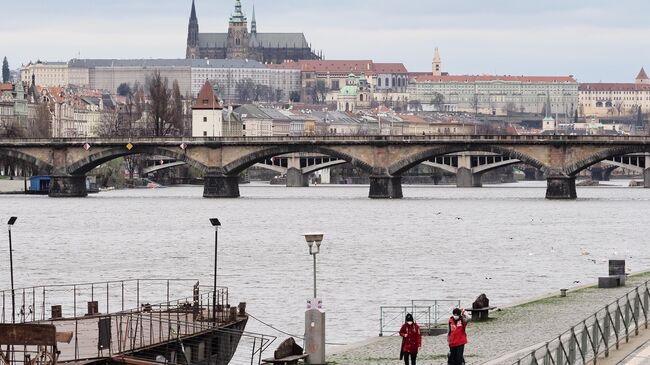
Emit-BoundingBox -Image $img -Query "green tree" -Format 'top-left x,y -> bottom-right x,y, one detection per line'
289,91 -> 300,103
117,82 -> 131,97
2,57 -> 9,83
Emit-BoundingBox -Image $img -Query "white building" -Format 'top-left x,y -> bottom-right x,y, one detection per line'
190,59 -> 301,102
20,61 -> 68,87
192,80 -> 224,137
408,74 -> 579,116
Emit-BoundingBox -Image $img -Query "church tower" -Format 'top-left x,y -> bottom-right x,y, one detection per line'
186,0 -> 200,59
432,47 -> 442,76
226,0 -> 251,59
636,67 -> 649,84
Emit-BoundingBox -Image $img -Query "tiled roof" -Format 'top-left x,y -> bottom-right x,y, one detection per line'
298,60 -> 374,73
579,83 -> 650,91
636,67 -> 648,80
192,80 -> 222,110
414,75 -> 577,83
0,83 -> 13,92
373,63 -> 408,74
398,114 -> 428,124
235,104 -> 272,119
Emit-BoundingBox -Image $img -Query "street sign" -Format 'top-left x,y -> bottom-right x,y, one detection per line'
180,143 -> 188,150
83,143 -> 91,151
126,143 -> 134,150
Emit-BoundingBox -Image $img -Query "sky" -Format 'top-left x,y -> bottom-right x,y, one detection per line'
2,0 -> 650,82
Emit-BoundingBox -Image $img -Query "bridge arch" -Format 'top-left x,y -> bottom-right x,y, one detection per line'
67,146 -> 209,175
222,146 -> 374,176
0,149 -> 53,174
388,145 -> 548,176
564,146 -> 650,176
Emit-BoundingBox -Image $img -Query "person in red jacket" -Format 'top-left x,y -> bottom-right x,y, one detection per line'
448,308 -> 470,365
399,313 -> 422,365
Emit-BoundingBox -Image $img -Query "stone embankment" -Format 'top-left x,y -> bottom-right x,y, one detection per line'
0,178 -> 26,193
328,272 -> 650,365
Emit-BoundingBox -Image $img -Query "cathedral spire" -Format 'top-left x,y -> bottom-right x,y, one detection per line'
190,0 -> 197,20
251,5 -> 257,34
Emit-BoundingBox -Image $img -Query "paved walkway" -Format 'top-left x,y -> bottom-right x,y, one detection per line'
328,272 -> 650,365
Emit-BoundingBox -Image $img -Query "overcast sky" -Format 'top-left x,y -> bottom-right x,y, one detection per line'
2,0 -> 649,82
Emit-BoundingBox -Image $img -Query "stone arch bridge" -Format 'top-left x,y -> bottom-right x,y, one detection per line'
2,135 -> 650,199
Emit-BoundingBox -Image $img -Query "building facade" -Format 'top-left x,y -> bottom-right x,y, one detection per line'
408,74 -> 579,116
185,0 -> 320,63
190,59 -> 300,102
20,61 -> 68,87
578,68 -> 650,118
192,80 -> 225,137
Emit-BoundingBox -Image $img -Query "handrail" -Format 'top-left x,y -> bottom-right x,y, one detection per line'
513,280 -> 650,365
379,299 -> 461,336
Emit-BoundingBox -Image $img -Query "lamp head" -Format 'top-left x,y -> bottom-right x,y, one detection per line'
7,217 -> 17,226
304,233 -> 324,255
209,218 -> 221,229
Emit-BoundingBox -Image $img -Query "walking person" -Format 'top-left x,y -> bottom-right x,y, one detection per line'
399,313 -> 422,365
448,308 -> 470,365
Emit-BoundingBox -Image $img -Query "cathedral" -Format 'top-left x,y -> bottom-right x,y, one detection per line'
185,0 -> 321,63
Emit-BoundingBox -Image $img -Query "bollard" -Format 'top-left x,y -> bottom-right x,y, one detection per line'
560,289 -> 568,297
87,301 -> 99,316
229,307 -> 237,322
238,302 -> 246,316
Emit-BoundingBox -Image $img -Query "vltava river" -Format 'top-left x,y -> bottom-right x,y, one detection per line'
1,181 -> 649,347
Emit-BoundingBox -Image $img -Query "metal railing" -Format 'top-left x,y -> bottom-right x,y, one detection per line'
379,299 -> 461,336
0,279 -> 227,324
513,280 -> 650,365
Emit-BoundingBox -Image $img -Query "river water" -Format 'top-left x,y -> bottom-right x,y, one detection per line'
1,181 -> 649,349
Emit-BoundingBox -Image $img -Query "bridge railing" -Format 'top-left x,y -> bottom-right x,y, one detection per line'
3,134 -> 650,144
379,299 -> 460,336
512,280 -> 650,365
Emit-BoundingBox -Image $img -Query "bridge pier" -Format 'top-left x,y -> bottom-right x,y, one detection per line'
545,176 -> 576,200
203,174 -> 240,198
49,175 -> 88,197
369,176 -> 403,199
456,167 -> 482,187
644,168 -> 650,188
286,167 -> 308,187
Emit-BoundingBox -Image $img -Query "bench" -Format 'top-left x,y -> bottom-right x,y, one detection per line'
262,354 -> 309,365
465,306 -> 496,321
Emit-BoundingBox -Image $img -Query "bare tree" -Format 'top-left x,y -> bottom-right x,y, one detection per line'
470,94 -> 480,116
147,71 -> 173,136
95,111 -> 121,137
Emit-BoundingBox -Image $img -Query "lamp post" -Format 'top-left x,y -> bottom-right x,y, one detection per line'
209,218 -> 221,324
303,233 -> 325,365
7,216 -> 17,323
304,233 -> 323,298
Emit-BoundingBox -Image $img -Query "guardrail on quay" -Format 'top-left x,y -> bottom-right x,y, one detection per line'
380,299 -> 461,336
514,280 -> 650,365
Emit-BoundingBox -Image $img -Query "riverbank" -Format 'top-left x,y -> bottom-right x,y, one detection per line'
328,271 -> 650,365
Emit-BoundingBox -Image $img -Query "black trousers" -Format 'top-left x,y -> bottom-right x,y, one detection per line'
403,351 -> 417,365
448,345 -> 465,365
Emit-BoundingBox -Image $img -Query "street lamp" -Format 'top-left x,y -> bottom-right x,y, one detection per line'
209,218 -> 221,324
304,233 -> 323,298
7,216 -> 17,323
303,233 -> 325,365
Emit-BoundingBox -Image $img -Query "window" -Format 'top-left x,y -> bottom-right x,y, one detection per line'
203,117 -> 208,122
203,99 -> 208,105
331,80 -> 340,90
378,78 -> 382,87
203,131 -> 207,136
